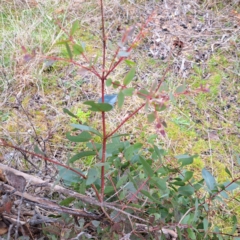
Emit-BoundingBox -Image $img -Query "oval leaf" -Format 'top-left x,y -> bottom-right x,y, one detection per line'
202,168 -> 217,191
175,84 -> 186,94
71,124 -> 102,137
123,68 -> 135,86
106,78 -> 112,87
122,87 -> 134,96
86,168 -> 99,185
73,43 -> 84,55
69,151 -> 96,163
118,91 -> 124,108
84,101 -> 113,112
66,131 -> 92,142
178,185 -> 194,196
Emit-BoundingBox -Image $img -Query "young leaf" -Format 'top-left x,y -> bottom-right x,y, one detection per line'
112,81 -> 120,89
147,113 -> 156,123
73,43 -> 84,55
202,168 -> 217,191
66,131 -> 92,142
122,87 -> 134,96
34,145 -> 45,156
63,108 -> 78,118
70,20 -> 79,36
118,91 -> 125,108
137,89 -> 149,99
125,59 -> 136,67
86,168 -> 99,185
123,68 -> 135,86
106,78 -> 112,87
69,151 -> 96,163
98,94 -> 117,106
84,101 -> 113,112
139,156 -> 154,177
65,42 -> 73,60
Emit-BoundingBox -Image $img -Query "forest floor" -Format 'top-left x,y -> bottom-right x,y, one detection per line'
0,0 -> 239,239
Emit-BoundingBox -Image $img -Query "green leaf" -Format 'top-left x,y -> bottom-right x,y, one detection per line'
71,124 -> 102,137
202,168 -> 217,191
187,228 -> 196,240
169,92 -> 176,105
123,68 -> 135,86
116,175 -> 128,188
155,104 -> 167,112
147,113 -> 156,123
84,101 -> 113,112
137,89 -> 149,99
176,154 -> 195,166
73,43 -> 84,55
86,168 -> 99,185
69,151 -> 96,163
151,177 -> 167,191
178,185 -> 194,196
65,42 -> 73,60
203,218 -> 208,232
125,59 -> 136,67
172,181 -> 185,186
113,80 -> 120,89
109,133 -> 130,139
139,156 -> 154,177
183,171 -> 193,182
66,131 -> 92,142
106,78 -> 112,86
175,84 -> 186,94
225,167 -> 232,178
57,166 -> 83,186
56,39 -> 71,45
153,145 -> 164,160
141,190 -> 162,204
122,87 -> 134,96
59,197 -> 75,206
70,20 -> 79,36
63,108 -> 78,118
224,181 -> 239,191
231,215 -> 237,234
118,91 -> 124,108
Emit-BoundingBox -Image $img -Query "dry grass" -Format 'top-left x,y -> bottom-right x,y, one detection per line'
0,0 -> 239,236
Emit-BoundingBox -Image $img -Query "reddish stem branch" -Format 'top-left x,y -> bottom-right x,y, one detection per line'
0,140 -> 101,201
106,103 -> 145,139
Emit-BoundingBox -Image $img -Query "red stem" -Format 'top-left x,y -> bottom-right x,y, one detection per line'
100,0 -> 107,202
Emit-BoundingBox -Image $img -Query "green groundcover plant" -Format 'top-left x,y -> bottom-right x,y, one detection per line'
1,1 -> 240,239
